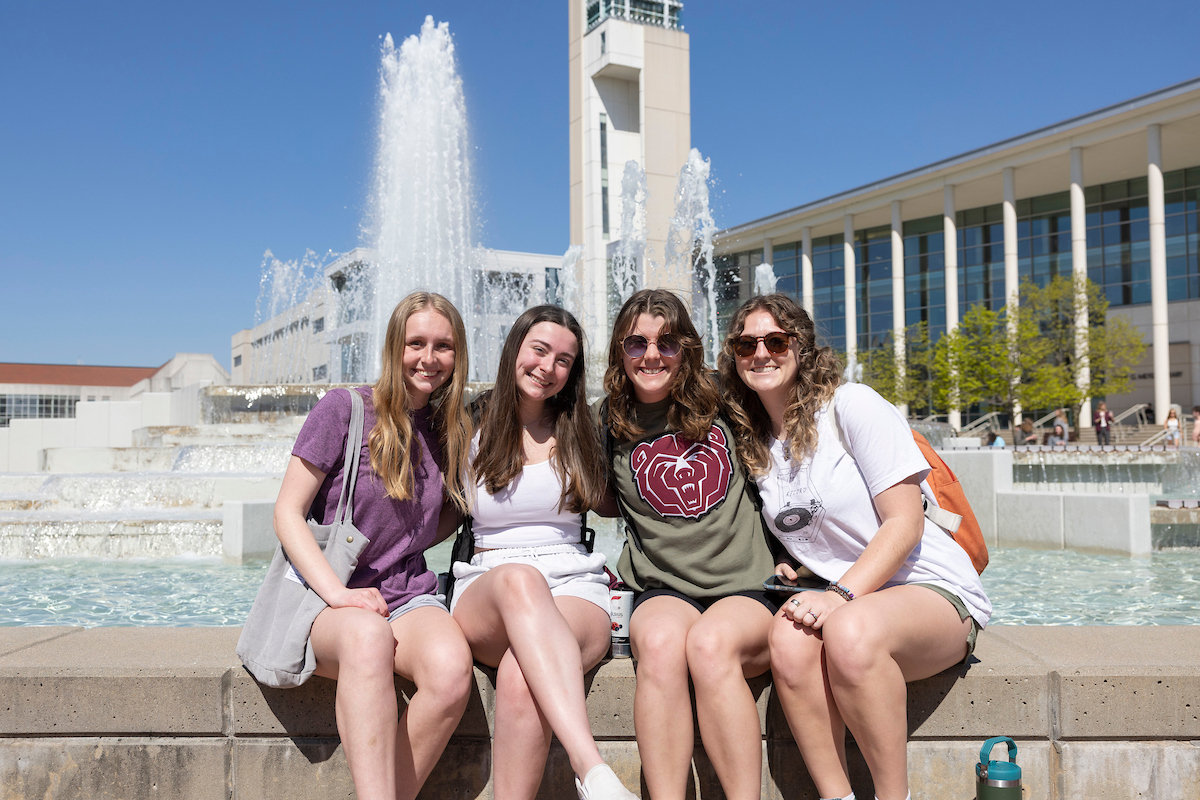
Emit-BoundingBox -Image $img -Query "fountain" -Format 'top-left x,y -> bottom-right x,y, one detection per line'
665,148 -> 718,363
251,249 -> 333,384
609,160 -> 648,312
754,262 -> 777,296
365,17 -> 478,381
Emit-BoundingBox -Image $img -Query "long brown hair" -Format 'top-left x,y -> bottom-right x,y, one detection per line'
603,288 -> 719,443
472,305 -> 606,513
718,294 -> 842,477
369,292 -> 472,512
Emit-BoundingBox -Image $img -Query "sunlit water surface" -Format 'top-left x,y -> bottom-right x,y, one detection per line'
2,545 -> 1197,627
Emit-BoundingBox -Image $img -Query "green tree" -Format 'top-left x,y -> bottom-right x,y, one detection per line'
860,322 -> 935,414
1015,275 -> 1146,437
933,302 -> 1038,426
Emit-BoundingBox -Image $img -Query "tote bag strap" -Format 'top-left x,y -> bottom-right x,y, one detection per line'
331,388 -> 366,527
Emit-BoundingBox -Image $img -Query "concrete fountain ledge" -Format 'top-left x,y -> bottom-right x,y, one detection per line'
2,626 -> 1198,800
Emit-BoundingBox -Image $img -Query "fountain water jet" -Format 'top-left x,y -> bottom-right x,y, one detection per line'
666,148 -> 718,363
366,17 -> 477,380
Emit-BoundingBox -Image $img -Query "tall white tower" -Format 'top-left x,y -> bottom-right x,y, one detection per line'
568,0 -> 691,352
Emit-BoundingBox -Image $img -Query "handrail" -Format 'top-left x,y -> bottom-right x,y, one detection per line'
1031,409 -> 1061,428
1112,402 -> 1149,426
960,411 -> 1002,435
919,414 -> 945,423
1139,428 -> 1169,447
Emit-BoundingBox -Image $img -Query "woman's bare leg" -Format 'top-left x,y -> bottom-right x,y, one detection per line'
453,564 -> 607,780
389,606 -> 475,800
628,596 -> 702,800
489,596 -> 612,800
821,585 -> 971,800
310,606 -> 404,800
768,611 -> 851,799
685,597 -> 773,800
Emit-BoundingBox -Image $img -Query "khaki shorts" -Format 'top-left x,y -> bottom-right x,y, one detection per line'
912,583 -> 980,662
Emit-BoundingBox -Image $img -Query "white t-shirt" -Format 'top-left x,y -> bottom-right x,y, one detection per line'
756,383 -> 992,627
468,435 -> 582,549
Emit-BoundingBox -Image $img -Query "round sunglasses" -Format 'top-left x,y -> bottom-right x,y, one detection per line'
731,332 -> 797,358
621,333 -> 681,358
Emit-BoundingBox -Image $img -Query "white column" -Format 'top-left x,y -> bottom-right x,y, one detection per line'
1148,124 -> 1171,424
1070,147 -> 1092,429
844,214 -> 857,380
891,200 -> 907,416
801,227 -> 814,317
943,185 -> 960,429
1003,167 -> 1022,426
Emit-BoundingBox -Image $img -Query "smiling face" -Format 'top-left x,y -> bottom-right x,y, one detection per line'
402,309 -> 456,409
733,309 -> 800,405
621,313 -> 680,404
514,321 -> 578,408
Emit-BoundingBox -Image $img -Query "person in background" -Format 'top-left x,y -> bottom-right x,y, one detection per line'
1053,408 -> 1070,434
1164,407 -> 1182,446
1046,423 -> 1068,446
1192,406 -> 1200,447
1093,401 -> 1114,446
986,430 -> 1005,448
1017,418 -> 1038,446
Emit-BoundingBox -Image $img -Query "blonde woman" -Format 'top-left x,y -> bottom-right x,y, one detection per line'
271,292 -> 474,800
720,293 -> 991,800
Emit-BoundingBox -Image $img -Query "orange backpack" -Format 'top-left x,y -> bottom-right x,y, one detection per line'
910,430 -> 988,574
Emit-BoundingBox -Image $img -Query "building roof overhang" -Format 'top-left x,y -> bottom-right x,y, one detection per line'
716,76 -> 1200,252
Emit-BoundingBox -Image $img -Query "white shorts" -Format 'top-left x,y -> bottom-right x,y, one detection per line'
449,542 -> 611,616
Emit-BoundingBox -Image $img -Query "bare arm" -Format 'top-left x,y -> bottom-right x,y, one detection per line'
273,454 -> 388,616
782,475 -> 925,627
432,498 -> 465,545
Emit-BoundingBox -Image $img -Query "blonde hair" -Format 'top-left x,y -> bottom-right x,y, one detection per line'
603,289 -> 719,444
718,294 -> 842,477
369,292 -> 472,512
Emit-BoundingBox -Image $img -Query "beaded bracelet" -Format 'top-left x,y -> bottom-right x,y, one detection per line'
825,581 -> 855,601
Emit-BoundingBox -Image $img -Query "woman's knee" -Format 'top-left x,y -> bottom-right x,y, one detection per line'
768,617 -> 823,687
820,610 -> 885,683
416,632 -> 475,707
328,610 -> 398,673
684,618 -> 741,676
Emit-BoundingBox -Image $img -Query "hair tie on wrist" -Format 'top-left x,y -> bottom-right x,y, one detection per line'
826,581 -> 854,601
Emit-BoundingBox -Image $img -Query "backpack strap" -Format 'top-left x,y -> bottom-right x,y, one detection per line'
826,390 -> 964,535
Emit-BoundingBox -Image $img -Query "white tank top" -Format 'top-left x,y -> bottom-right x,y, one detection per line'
469,442 -> 582,549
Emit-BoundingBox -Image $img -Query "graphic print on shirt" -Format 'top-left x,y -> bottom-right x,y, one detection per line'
630,425 -> 732,519
772,457 -> 825,546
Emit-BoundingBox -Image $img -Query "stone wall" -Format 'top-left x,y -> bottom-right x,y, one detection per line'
2,626 -> 1198,799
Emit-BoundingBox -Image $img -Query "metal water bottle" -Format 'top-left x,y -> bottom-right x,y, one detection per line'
976,736 -> 1021,799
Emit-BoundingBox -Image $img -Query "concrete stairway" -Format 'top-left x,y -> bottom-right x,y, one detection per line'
0,422 -> 294,559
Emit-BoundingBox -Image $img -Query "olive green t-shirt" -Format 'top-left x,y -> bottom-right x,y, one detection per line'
607,399 -> 777,599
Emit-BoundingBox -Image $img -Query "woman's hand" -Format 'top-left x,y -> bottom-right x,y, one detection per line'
780,590 -> 847,630
326,585 -> 389,617
774,560 -> 799,582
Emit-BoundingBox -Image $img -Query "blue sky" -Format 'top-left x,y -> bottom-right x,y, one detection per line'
2,1 -> 1196,371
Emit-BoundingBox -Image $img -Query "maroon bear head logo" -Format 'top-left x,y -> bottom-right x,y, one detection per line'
630,425 -> 732,519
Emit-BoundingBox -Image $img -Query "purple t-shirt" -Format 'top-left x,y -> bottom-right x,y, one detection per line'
292,386 -> 444,611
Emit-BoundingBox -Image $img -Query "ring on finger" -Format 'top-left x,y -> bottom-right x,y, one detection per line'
789,597 -> 801,607
805,610 -> 817,621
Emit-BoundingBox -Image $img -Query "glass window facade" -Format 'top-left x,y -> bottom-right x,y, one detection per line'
956,204 -> 1007,316
854,226 -> 893,351
715,163 -> 1200,350
0,394 -> 76,427
1086,167 -> 1200,306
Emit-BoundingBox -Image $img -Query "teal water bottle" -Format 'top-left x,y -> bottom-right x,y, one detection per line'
976,736 -> 1021,799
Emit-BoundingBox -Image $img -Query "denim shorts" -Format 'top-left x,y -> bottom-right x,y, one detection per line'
449,542 -> 610,615
387,592 -> 449,623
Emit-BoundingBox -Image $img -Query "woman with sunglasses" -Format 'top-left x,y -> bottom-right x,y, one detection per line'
450,306 -> 636,800
719,294 -> 990,800
602,289 -> 779,800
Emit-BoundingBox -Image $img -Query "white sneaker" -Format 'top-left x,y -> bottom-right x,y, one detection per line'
575,764 -> 639,800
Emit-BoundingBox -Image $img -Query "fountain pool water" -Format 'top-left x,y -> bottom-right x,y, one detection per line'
4,538 -> 1197,627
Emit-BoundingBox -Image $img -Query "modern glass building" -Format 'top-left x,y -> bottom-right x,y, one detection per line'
714,78 -> 1200,428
